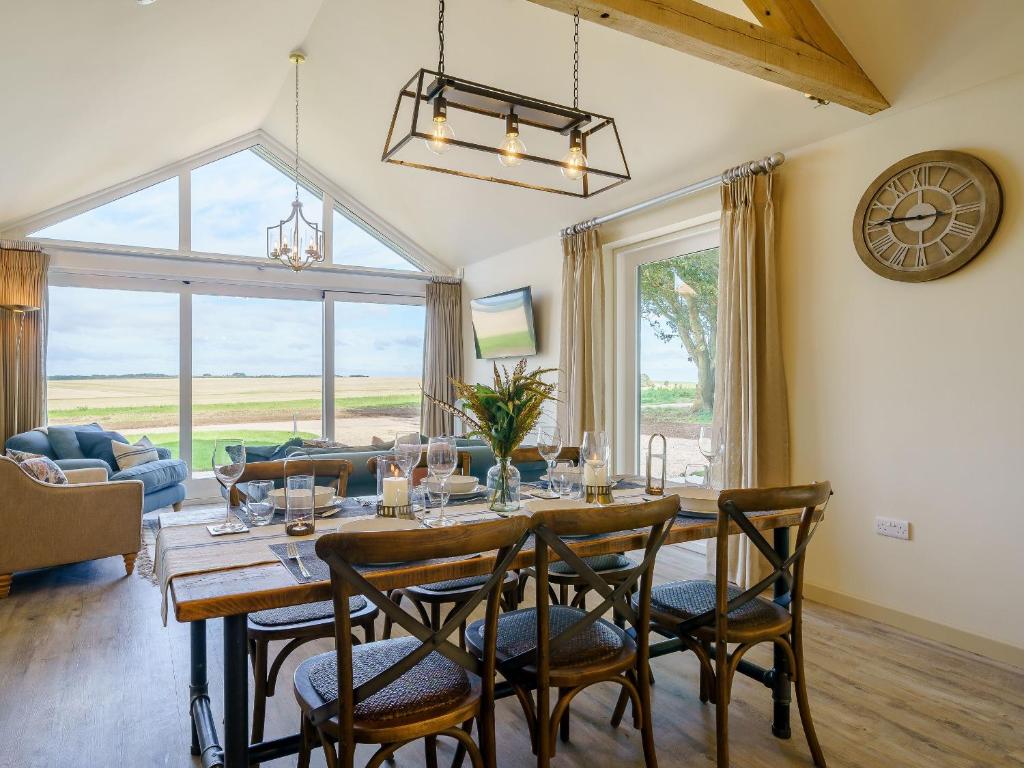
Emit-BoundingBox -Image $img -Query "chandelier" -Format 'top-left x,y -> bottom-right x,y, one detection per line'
382,3 -> 629,198
267,52 -> 325,271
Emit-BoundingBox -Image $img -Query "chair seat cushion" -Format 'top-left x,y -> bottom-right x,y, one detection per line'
302,636 -> 472,722
469,606 -> 625,669
250,596 -> 367,627
643,580 -> 791,632
110,458 -> 188,494
418,573 -> 491,592
549,553 -> 634,575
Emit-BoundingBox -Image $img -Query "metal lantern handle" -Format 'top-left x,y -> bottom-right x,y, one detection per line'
646,433 -> 667,496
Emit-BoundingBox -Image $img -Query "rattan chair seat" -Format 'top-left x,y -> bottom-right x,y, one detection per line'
549,553 -> 633,575
417,573 -> 492,592
467,606 -> 627,669
249,595 -> 367,627
301,636 -> 473,723
642,580 -> 791,637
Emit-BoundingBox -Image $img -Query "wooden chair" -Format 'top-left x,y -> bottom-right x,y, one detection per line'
366,450 -> 472,487
616,482 -> 832,768
230,458 -> 354,505
294,516 -> 531,768
227,458 -> 365,745
465,496 -> 679,767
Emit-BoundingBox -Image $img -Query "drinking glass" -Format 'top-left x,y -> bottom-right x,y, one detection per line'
537,425 -> 563,493
556,462 -> 582,499
698,426 -> 721,489
285,474 -> 315,536
427,436 -> 458,527
210,438 -> 246,534
246,479 -> 276,526
683,463 -> 706,487
394,432 -> 421,479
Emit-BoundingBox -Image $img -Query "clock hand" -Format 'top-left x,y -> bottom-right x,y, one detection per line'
876,210 -> 951,226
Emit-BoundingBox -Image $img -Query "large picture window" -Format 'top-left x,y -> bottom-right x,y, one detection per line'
46,285 -> 180,454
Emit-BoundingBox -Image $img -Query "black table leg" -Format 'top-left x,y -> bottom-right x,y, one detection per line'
190,620 -> 226,767
772,527 -> 792,739
223,613 -> 250,768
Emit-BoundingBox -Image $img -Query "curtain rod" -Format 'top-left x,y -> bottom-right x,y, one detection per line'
562,152 -> 785,236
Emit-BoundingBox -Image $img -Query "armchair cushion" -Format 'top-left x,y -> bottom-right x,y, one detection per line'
6,452 -> 68,485
47,423 -> 104,460
54,458 -> 111,474
4,428 -> 55,459
64,467 -> 110,484
77,430 -> 129,471
110,458 -> 188,494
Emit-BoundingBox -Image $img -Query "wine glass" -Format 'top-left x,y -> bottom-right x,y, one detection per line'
697,426 -> 721,489
394,431 -> 421,479
426,436 -> 458,527
210,438 -> 246,534
537,425 -> 562,494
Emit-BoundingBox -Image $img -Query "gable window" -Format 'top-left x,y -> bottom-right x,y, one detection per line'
190,148 -> 322,259
30,177 -> 178,250
333,207 -> 421,271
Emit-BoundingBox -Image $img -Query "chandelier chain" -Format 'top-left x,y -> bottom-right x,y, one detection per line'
294,56 -> 300,200
573,7 -> 579,109
438,0 -> 445,74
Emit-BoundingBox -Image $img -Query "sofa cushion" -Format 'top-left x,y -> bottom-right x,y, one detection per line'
229,437 -> 303,464
76,430 -> 129,471
112,436 -> 160,471
48,423 -> 104,460
111,458 -> 189,494
5,428 -> 56,459
54,458 -> 112,474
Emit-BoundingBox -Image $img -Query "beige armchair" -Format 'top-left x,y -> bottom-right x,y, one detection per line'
0,457 -> 144,598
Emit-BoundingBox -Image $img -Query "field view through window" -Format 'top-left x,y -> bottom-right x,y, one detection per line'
638,246 -> 719,481
47,287 -> 427,473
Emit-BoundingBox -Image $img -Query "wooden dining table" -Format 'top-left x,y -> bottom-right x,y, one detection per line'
158,480 -> 814,768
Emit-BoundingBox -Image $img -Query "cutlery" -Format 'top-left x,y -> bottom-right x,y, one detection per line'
286,542 -> 312,580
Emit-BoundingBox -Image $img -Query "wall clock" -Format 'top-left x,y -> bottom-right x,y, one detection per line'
853,150 -> 1002,282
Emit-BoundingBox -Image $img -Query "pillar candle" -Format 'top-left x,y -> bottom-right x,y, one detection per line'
382,476 -> 409,506
583,461 -> 608,486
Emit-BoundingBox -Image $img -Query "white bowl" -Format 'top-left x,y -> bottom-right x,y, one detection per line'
422,475 -> 479,494
270,486 -> 335,510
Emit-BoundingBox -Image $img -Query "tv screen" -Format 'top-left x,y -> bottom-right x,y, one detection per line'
470,287 -> 538,359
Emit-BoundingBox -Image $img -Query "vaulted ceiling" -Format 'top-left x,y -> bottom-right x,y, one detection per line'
3,0 -> 1023,268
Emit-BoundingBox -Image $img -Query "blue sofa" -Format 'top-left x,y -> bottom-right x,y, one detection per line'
6,424 -> 188,514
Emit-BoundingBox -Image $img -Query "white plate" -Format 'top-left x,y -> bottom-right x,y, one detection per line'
336,517 -> 421,533
270,487 -> 336,510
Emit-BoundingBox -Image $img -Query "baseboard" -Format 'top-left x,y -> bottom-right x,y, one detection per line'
804,583 -> 1024,669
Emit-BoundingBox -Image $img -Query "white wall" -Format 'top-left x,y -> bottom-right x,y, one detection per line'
463,69 -> 1024,662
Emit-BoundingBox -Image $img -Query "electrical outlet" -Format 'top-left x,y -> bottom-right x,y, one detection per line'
875,516 -> 910,540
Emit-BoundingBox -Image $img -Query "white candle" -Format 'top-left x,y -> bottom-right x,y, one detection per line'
382,476 -> 409,507
583,461 -> 607,486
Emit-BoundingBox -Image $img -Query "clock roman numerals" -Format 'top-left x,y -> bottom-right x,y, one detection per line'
954,201 -> 982,215
937,239 -> 954,259
883,177 -> 907,198
915,247 -> 928,268
947,219 -> 976,238
869,230 -> 896,257
947,179 -> 975,198
888,245 -> 910,267
908,166 -> 927,190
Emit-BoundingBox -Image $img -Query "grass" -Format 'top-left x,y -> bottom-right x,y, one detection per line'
126,429 -> 319,471
639,383 -> 697,406
640,405 -> 713,425
49,393 -> 421,430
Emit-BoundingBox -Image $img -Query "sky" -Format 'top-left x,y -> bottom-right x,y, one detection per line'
34,147 -> 418,270
639,319 -> 699,383
47,287 -> 425,378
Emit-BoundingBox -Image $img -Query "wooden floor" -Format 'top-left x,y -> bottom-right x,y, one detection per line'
0,532 -> 1021,768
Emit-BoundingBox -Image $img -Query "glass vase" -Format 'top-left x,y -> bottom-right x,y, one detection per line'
486,457 -> 521,514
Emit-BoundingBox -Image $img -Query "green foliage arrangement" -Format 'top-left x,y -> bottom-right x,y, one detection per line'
424,360 -> 557,458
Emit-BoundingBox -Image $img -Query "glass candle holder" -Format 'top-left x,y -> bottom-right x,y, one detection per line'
376,455 -> 411,517
284,473 -> 315,536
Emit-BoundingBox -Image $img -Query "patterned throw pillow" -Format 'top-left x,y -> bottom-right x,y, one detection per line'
111,436 -> 160,471
6,449 -> 68,485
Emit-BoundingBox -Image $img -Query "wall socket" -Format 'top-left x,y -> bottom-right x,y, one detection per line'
875,516 -> 911,540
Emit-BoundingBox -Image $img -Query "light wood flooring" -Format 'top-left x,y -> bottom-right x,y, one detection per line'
0,523 -> 1021,768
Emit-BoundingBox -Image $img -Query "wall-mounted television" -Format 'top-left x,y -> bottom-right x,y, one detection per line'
470,286 -> 538,359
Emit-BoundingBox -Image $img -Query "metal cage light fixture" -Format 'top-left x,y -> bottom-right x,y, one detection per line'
382,4 -> 630,198
267,51 -> 325,271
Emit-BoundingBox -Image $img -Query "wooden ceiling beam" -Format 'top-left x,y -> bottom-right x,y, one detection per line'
525,0 -> 889,115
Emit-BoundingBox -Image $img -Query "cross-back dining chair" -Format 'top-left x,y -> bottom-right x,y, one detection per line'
614,481 -> 832,768
465,496 -> 679,768
294,516 -> 531,768
230,458 -> 354,505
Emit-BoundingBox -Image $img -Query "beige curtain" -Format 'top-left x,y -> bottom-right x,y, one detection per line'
1,241 -> 49,445
708,172 -> 791,588
421,276 -> 464,436
557,226 -> 605,445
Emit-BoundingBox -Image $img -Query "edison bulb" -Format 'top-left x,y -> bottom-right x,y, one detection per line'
498,134 -> 527,167
561,145 -> 587,181
425,119 -> 454,155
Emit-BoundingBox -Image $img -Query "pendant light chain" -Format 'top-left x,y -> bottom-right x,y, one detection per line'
438,0 -> 446,74
294,56 -> 300,201
573,7 -> 579,109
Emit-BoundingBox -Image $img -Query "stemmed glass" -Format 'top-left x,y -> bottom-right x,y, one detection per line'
394,432 -> 421,480
210,438 -> 246,534
697,426 -> 721,489
427,436 -> 458,527
537,425 -> 563,494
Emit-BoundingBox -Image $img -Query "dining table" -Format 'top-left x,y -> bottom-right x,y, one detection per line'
156,478 -> 817,768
